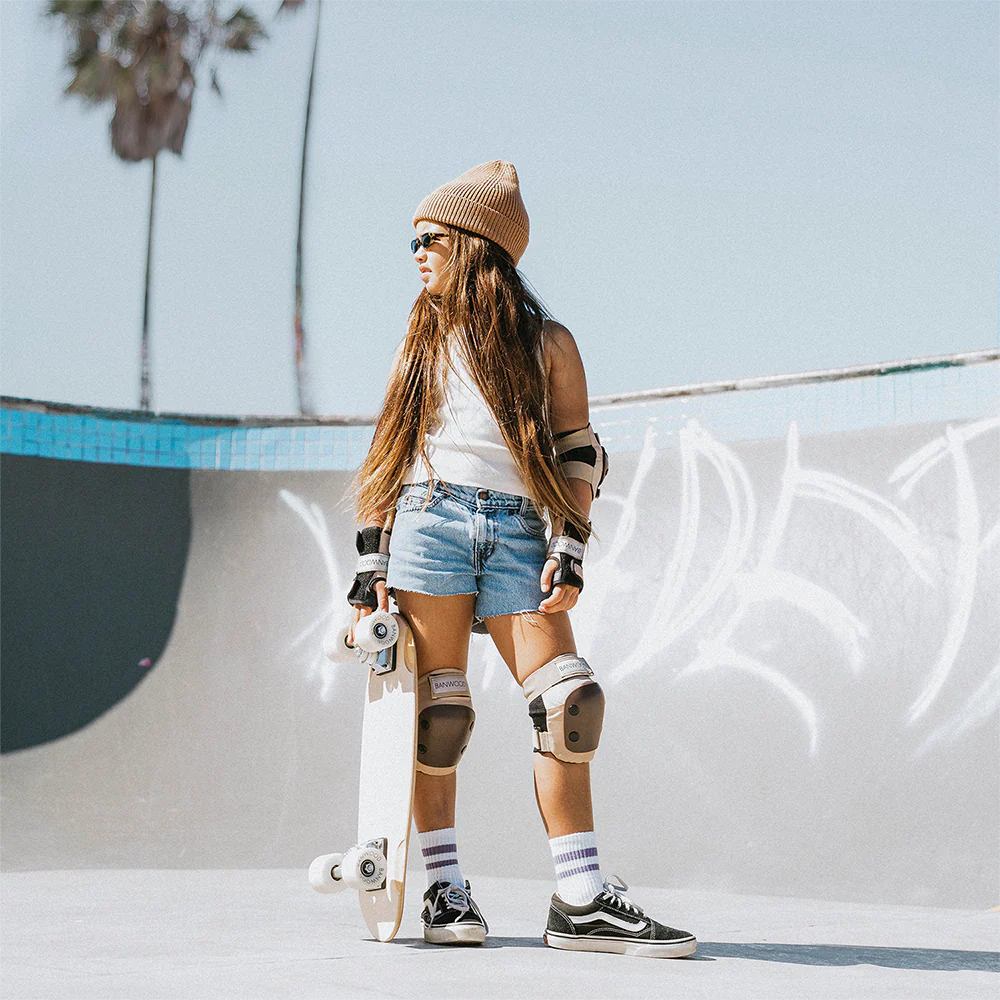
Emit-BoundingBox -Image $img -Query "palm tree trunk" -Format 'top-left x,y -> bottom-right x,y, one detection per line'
140,151 -> 158,412
294,0 -> 322,416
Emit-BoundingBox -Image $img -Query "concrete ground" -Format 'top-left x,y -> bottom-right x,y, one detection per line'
1,871 -> 996,1000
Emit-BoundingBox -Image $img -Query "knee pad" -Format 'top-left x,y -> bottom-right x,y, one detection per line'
522,654 -> 605,763
415,669 -> 476,775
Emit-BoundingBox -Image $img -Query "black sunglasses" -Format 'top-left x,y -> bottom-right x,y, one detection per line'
410,232 -> 448,254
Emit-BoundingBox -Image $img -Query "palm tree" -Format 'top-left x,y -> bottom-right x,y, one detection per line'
276,0 -> 320,415
44,1 -> 269,412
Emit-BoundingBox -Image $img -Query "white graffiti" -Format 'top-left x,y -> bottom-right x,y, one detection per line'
886,417 -> 1000,752
278,488 -> 344,704
281,417 -> 1000,756
595,416 -> 997,758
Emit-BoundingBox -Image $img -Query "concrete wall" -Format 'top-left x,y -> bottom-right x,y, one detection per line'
2,416 -> 997,907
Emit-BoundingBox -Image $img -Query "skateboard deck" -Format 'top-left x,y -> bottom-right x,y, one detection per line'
310,611 -> 418,942
356,613 -> 418,941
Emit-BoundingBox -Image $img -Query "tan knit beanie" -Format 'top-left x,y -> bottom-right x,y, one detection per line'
412,160 -> 529,265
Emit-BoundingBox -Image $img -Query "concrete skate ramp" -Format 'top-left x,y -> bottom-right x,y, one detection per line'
3,872 -> 998,1000
1,408 -> 998,909
0,455 -> 191,751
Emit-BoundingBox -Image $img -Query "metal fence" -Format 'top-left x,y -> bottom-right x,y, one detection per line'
2,349 -> 997,470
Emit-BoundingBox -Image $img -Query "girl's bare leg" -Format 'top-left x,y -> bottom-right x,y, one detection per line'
485,610 -> 594,837
393,590 -> 477,832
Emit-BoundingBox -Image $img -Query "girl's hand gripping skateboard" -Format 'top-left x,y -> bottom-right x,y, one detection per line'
323,609 -> 398,668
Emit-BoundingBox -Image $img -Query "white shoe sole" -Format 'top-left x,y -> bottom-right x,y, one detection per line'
423,923 -> 487,945
544,930 -> 697,958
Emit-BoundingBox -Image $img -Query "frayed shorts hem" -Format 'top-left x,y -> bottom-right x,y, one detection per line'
390,586 -> 478,598
390,588 -> 543,618
478,607 -> 544,620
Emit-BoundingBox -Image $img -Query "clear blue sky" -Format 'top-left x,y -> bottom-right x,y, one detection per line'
1,0 -> 996,417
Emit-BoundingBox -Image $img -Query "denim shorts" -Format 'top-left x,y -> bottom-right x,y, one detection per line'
386,480 -> 549,620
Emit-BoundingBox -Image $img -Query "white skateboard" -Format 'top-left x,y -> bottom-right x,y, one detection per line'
310,610 -> 418,942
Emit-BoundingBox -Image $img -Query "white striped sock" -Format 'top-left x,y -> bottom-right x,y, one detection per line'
418,826 -> 464,889
549,830 -> 604,905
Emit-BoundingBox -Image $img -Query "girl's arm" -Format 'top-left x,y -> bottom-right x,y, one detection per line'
350,344 -> 405,622
358,510 -> 391,621
544,321 -> 594,532
539,322 -> 595,613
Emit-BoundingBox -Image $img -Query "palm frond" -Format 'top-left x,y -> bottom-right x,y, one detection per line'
44,1 -> 107,18
222,5 -> 269,51
65,50 -> 130,102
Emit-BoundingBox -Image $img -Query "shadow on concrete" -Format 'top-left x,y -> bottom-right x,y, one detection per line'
391,936 -> 999,970
696,942 -> 999,972
394,936 -> 548,950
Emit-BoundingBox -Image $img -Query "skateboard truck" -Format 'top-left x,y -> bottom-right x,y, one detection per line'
371,645 -> 396,677
353,611 -> 401,677
358,838 -> 389,891
309,837 -> 388,894
323,610 -> 403,677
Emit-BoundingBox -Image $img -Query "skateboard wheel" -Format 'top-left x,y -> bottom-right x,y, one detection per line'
308,853 -> 347,894
352,611 -> 399,654
341,844 -> 387,891
322,623 -> 356,664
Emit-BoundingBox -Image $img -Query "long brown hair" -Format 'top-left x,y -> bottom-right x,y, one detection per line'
347,225 -> 589,538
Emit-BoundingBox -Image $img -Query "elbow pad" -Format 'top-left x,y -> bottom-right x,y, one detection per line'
554,423 -> 609,499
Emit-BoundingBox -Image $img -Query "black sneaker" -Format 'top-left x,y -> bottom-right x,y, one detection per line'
421,879 -> 489,945
544,875 -> 696,958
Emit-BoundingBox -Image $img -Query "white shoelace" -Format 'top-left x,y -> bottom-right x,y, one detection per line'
598,875 -> 644,917
427,883 -> 470,923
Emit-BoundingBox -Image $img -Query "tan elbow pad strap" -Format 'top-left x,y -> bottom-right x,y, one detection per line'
554,424 -> 609,499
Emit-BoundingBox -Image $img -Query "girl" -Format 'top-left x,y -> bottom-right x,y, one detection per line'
346,161 -> 695,959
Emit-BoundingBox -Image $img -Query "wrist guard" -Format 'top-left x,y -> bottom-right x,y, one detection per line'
544,518 -> 590,594
347,526 -> 391,610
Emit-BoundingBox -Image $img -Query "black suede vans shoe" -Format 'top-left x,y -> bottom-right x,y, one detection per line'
545,875 -> 696,958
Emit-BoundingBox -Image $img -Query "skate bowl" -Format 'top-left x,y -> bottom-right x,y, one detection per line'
2,351 -> 998,911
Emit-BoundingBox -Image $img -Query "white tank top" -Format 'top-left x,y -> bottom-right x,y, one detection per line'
402,331 -> 544,496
